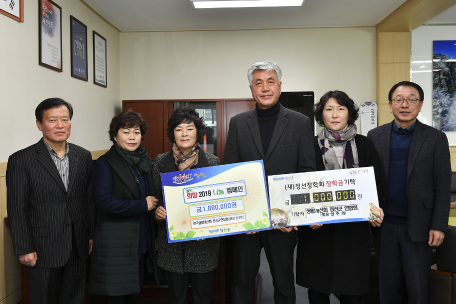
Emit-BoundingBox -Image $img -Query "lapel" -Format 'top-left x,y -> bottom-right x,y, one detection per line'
378,122 -> 393,183
265,105 -> 288,160
34,139 -> 67,193
104,146 -> 140,199
247,109 -> 265,158
407,120 -> 427,179
67,144 -> 79,195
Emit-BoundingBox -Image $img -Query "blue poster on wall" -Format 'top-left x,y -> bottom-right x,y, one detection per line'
70,16 -> 88,81
433,40 -> 456,131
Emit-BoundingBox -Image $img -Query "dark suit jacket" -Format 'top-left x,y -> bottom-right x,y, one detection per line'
223,104 -> 316,176
367,120 -> 451,242
6,138 -> 95,268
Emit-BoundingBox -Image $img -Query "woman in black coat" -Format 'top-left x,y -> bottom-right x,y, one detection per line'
296,91 -> 385,304
90,110 -> 160,303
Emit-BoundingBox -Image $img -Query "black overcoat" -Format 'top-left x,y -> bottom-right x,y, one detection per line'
89,146 -> 160,296
296,134 -> 385,295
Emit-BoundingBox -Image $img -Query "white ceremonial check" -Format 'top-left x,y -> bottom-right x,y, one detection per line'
268,167 -> 380,226
161,160 -> 272,243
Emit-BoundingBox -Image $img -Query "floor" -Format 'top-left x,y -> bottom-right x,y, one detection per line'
85,248 -> 339,304
259,249 -> 339,304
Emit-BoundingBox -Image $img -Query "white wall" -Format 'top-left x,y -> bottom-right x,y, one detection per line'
120,27 -> 377,127
0,1 -> 120,302
411,25 -> 456,145
0,0 -> 120,162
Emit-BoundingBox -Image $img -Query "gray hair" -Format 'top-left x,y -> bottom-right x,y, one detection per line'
247,60 -> 282,85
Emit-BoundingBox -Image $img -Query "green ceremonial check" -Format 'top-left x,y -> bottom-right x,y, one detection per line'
267,167 -> 381,226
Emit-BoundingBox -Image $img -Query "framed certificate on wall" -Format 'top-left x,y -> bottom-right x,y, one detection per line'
93,31 -> 107,88
1,0 -> 23,22
39,0 -> 62,72
70,16 -> 88,81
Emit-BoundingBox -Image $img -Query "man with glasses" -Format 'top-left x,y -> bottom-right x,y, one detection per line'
367,81 -> 451,304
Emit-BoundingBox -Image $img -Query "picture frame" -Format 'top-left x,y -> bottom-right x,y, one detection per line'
432,40 -> 456,143
1,0 -> 24,22
93,31 -> 107,88
70,16 -> 88,81
39,0 -> 62,72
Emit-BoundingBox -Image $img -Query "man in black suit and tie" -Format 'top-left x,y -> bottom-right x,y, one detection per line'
367,81 -> 451,304
224,61 -> 316,304
6,98 -> 94,304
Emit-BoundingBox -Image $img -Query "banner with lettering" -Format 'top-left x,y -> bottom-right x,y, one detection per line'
268,167 -> 380,226
360,102 -> 378,136
161,160 -> 271,243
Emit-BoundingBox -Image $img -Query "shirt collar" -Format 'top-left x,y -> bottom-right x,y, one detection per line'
393,120 -> 416,133
43,139 -> 70,159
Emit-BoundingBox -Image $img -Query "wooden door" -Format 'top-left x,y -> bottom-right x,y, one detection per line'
166,100 -> 223,161
123,100 -> 167,160
222,99 -> 256,163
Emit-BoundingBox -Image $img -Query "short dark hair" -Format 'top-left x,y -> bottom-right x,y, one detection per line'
167,107 -> 205,143
108,109 -> 148,143
388,81 -> 424,101
313,90 -> 359,127
35,98 -> 73,123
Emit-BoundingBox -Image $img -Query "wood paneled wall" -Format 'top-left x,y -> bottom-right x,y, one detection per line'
375,0 -> 456,171
91,150 -> 109,160
375,31 -> 410,126
0,162 -> 21,304
375,0 -> 456,123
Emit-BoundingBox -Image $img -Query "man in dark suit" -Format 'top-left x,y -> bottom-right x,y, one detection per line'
6,98 -> 95,304
224,61 -> 316,304
367,81 -> 451,304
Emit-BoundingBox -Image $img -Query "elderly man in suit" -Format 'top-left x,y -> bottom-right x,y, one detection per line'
367,81 -> 451,304
6,98 -> 94,304
224,60 -> 316,304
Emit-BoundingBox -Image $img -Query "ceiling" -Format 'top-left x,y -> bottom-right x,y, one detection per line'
424,4 -> 456,25
83,0 -> 408,32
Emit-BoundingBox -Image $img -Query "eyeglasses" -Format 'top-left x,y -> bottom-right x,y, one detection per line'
391,98 -> 421,105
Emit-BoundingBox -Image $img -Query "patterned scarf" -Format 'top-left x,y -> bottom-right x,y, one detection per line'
317,124 -> 359,170
173,143 -> 199,171
114,144 -> 151,173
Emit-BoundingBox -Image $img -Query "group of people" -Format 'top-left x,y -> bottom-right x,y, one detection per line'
6,60 -> 451,304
